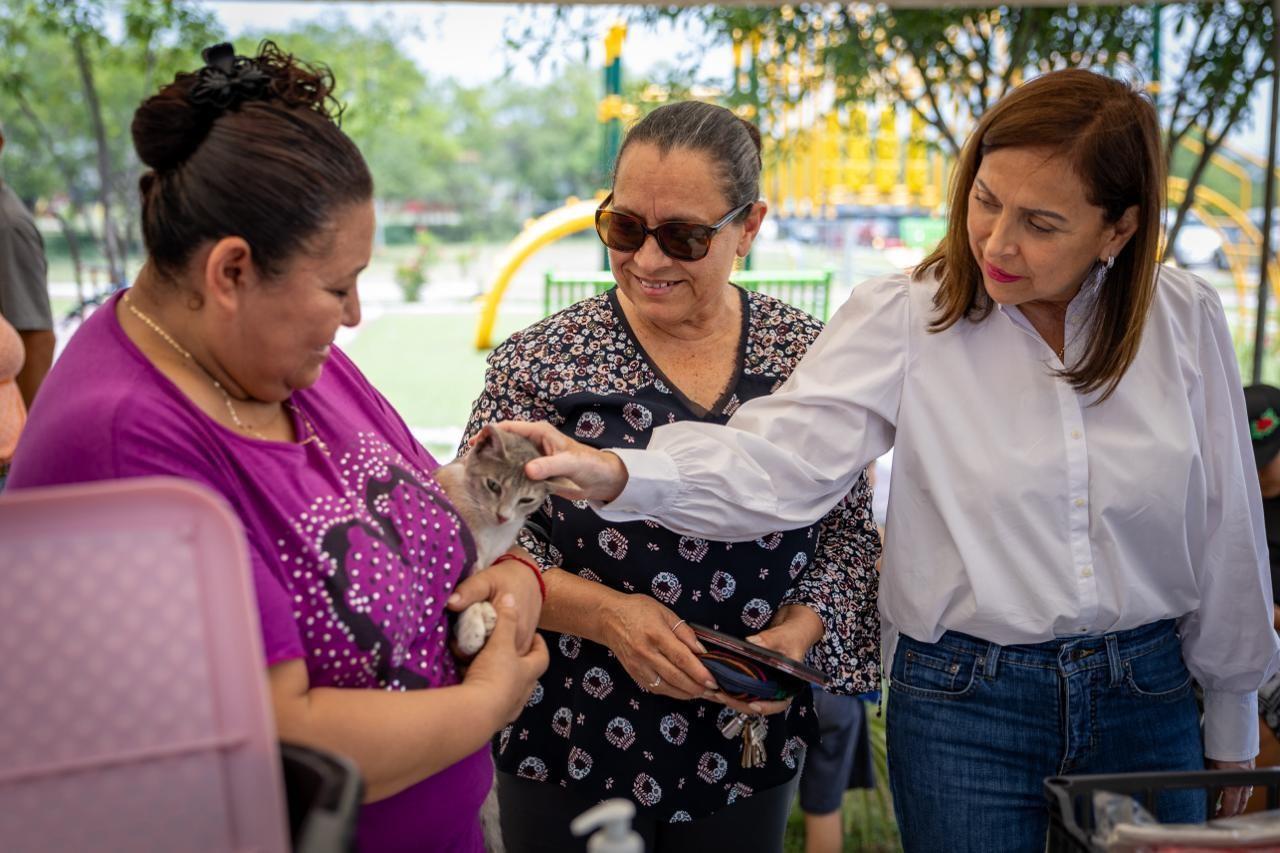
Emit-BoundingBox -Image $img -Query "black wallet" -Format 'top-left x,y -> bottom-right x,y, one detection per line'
691,622 -> 828,701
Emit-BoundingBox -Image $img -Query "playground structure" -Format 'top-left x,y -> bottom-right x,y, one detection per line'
737,26 -> 948,217
473,196 -> 603,350
762,108 -> 948,216
473,22 -> 1280,355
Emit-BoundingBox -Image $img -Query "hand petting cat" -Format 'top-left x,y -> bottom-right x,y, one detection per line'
459,423 -> 827,720
490,419 -> 627,503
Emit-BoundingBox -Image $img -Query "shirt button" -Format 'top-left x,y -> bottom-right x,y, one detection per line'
1081,565 -> 1094,578
1071,430 -> 1083,440
1074,497 -> 1086,508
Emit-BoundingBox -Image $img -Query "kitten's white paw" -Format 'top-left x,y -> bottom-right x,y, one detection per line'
455,601 -> 498,656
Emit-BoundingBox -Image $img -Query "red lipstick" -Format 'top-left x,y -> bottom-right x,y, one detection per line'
985,262 -> 1022,283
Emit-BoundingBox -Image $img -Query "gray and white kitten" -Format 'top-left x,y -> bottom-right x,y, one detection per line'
435,426 -> 571,853
434,425 -> 570,655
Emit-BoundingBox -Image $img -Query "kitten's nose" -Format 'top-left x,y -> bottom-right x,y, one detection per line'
497,513 -> 509,524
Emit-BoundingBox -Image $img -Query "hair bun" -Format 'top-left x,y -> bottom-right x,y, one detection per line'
132,40 -> 341,173
131,85 -> 215,171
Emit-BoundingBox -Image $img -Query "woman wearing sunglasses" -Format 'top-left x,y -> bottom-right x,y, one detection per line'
455,101 -> 881,851
501,69 -> 1280,851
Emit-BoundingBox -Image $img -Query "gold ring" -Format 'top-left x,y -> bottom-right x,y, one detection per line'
649,675 -> 662,688
671,619 -> 688,633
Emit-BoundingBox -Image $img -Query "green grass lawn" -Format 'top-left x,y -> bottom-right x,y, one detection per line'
782,790 -> 901,853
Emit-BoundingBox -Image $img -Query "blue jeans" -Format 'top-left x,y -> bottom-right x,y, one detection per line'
886,620 -> 1204,853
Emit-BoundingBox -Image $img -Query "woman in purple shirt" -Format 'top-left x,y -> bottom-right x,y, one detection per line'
7,42 -> 548,853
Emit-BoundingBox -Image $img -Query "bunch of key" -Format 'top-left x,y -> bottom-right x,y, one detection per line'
719,712 -> 768,768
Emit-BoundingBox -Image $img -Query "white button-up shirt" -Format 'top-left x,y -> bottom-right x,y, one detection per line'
601,266 -> 1279,761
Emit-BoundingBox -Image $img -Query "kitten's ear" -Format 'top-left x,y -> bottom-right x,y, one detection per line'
543,475 -> 581,496
473,425 -> 508,460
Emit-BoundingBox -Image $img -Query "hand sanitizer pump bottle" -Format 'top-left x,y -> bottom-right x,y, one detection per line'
569,798 -> 644,853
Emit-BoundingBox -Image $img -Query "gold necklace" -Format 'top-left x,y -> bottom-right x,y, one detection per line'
124,291 -> 276,440
291,402 -> 331,457
126,293 -> 332,455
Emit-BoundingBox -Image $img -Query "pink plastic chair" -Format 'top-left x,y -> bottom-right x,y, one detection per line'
0,477 -> 290,852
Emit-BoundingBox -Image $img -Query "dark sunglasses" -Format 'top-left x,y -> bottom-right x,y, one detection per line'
594,193 -> 754,262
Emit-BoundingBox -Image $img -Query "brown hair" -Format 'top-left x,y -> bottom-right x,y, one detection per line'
131,41 -> 373,280
915,68 -> 1163,402
614,101 -> 762,217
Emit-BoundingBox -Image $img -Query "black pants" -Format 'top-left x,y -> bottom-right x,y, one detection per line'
496,768 -> 800,853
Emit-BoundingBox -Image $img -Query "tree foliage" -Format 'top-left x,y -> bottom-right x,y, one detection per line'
0,0 -> 217,286
0,7 -> 605,281
697,5 -> 1152,157
1161,1 -> 1275,246
512,3 -> 1274,257
239,17 -> 463,203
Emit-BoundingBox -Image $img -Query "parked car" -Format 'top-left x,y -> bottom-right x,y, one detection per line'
1214,208 -> 1279,270
1248,207 -> 1280,253
1169,210 -> 1227,269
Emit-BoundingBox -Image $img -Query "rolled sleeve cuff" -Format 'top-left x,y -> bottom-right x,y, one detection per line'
1203,689 -> 1260,762
780,588 -> 830,635
591,448 -> 681,521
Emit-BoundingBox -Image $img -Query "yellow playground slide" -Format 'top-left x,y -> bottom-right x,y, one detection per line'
473,195 -> 604,349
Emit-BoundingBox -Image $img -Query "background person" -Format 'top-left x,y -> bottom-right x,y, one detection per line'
797,689 -> 876,853
0,311 -> 26,489
1244,384 -> 1280,785
0,121 -> 53,409
1244,384 -> 1280,630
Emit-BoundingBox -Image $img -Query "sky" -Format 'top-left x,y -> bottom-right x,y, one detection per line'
207,2 -> 1275,158
210,2 -> 734,87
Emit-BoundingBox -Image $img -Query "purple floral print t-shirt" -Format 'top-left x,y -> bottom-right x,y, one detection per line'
9,290 -> 488,853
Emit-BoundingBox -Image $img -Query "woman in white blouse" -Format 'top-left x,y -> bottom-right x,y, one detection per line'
501,68 -> 1280,850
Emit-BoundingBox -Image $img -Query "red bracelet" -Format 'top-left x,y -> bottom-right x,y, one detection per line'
494,553 -> 546,601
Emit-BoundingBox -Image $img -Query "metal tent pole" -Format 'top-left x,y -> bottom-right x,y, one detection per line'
1251,0 -> 1279,383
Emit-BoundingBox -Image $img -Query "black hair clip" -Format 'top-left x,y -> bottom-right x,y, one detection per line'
189,42 -> 269,111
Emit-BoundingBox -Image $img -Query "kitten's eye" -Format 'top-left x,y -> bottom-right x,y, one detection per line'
486,479 -> 501,494
518,497 -> 535,505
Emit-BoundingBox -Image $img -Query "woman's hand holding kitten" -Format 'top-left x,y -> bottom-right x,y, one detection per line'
460,593 -> 549,726
449,551 -> 544,655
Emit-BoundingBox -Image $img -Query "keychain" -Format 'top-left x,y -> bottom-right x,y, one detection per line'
718,712 -> 768,768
